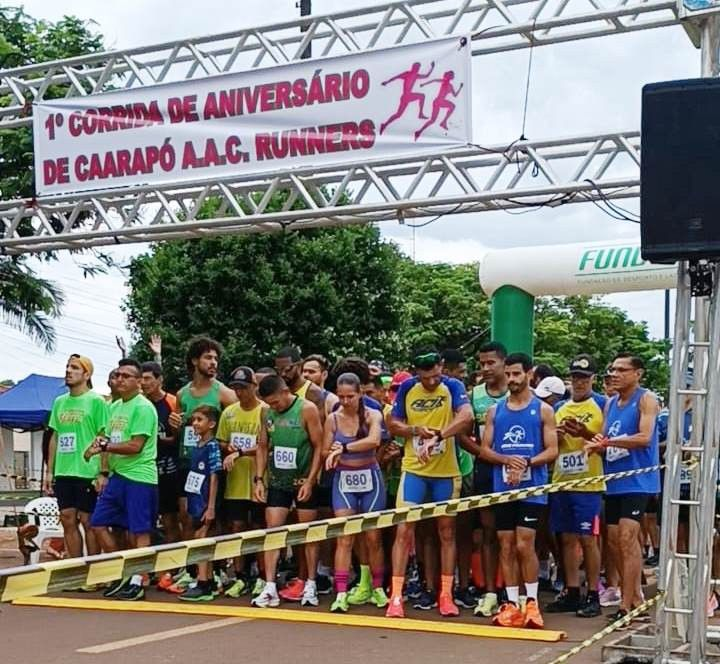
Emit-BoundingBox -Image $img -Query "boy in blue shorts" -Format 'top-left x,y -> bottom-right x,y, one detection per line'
179,405 -> 223,602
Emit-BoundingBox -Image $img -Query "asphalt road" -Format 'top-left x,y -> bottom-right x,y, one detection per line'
0,588 -> 615,664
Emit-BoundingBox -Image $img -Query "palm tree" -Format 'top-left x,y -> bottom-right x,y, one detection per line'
0,257 -> 64,352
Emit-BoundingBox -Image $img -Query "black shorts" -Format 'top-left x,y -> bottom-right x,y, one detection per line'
267,485 -> 318,511
222,499 -> 265,526
316,470 -> 333,510
494,501 -> 546,531
645,495 -> 659,515
460,473 -> 474,498
604,494 -> 650,525
158,471 -> 181,515
54,476 -> 97,513
473,460 -> 494,496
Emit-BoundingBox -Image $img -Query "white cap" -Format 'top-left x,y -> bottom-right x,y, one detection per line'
535,376 -> 566,399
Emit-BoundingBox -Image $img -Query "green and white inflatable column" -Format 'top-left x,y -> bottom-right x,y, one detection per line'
480,239 -> 677,356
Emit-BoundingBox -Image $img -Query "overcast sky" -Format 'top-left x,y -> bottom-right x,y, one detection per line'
1,0 -> 698,387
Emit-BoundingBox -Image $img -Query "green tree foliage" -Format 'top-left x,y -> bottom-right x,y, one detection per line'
534,295 -> 669,394
0,8 -> 102,350
125,224 -> 403,388
394,261 -> 490,356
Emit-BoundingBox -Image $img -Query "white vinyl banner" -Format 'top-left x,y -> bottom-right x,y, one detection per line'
33,36 -> 472,197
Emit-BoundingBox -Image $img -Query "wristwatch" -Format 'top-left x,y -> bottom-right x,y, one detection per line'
99,471 -> 110,478
99,439 -> 109,452
253,476 -> 265,484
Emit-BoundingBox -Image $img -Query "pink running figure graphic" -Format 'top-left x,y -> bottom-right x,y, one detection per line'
379,61 -> 435,135
414,70 -> 464,141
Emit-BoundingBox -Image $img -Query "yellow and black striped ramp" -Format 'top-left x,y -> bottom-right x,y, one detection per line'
0,465 -> 661,602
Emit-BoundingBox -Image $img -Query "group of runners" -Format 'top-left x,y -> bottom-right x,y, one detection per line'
43,335 -> 668,629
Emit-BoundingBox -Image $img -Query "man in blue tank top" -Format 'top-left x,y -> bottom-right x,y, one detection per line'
586,352 -> 660,625
479,353 -> 558,630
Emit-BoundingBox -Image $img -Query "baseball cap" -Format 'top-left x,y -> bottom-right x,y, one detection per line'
390,371 -> 413,390
228,366 -> 255,387
568,354 -> 597,377
535,376 -> 566,398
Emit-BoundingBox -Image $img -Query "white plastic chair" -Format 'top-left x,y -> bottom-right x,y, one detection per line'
23,496 -> 63,564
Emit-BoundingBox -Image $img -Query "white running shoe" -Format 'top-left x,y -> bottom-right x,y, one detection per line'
599,586 -> 622,607
251,585 -> 280,608
301,580 -> 319,607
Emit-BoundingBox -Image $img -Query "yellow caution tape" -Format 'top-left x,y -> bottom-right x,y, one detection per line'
0,464 -> 663,602
543,592 -> 664,664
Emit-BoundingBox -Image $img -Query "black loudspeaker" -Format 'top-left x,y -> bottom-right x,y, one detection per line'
641,78 -> 720,263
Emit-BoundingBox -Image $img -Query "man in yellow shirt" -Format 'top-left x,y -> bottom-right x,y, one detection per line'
386,348 -> 473,619
546,355 -> 606,618
218,366 -> 267,598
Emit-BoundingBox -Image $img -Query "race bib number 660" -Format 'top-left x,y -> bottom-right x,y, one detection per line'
274,446 -> 297,470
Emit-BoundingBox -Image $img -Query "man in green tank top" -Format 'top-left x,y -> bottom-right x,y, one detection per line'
251,375 -> 324,609
168,336 -> 236,540
468,341 -> 509,618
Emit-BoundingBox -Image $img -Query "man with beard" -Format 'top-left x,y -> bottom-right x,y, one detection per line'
44,355 -> 106,558
168,337 -> 236,562
275,347 -> 325,418
479,353 -> 558,629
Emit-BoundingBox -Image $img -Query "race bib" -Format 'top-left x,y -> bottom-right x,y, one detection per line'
110,430 -> 122,445
605,446 -> 630,463
680,466 -> 693,485
558,450 -> 588,475
274,446 -> 297,470
502,463 -> 531,483
412,436 -> 446,457
230,432 -> 257,451
339,468 -> 373,493
183,426 -> 200,449
57,433 -> 77,454
184,470 -> 205,494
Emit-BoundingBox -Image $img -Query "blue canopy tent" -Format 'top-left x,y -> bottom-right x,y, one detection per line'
0,374 -> 67,430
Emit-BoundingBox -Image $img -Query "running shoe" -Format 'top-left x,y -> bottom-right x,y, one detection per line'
599,586 -> 622,607
413,589 -> 437,610
330,592 -> 349,613
179,584 -> 215,602
545,592 -> 581,613
385,595 -> 405,618
493,602 -> 525,628
316,574 -> 333,595
474,592 -> 499,617
251,578 -> 266,597
454,587 -> 477,609
225,578 -> 247,598
252,585 -> 280,608
645,553 -> 659,568
405,578 -> 423,600
167,571 -> 194,594
576,594 -> 602,618
370,587 -> 389,608
279,578 -> 305,602
347,583 -> 372,605
524,599 -> 544,629
156,572 -> 174,591
438,593 -> 459,617
300,581 -> 319,607
102,578 -> 130,598
606,608 -> 630,628
116,583 -> 145,601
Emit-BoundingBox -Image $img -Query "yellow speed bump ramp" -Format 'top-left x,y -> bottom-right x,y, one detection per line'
13,596 -> 567,642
